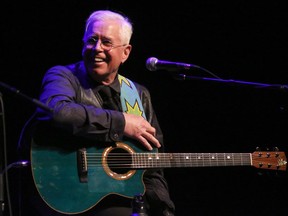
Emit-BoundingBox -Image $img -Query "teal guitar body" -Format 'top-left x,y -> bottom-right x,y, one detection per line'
31,139 -> 151,214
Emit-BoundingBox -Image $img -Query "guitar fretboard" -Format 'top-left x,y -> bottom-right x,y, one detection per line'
132,153 -> 252,168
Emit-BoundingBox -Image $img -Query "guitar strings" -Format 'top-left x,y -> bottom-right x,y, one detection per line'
82,152 -> 287,169
83,152 -> 284,169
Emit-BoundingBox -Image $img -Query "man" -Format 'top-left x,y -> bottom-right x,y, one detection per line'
18,10 -> 175,216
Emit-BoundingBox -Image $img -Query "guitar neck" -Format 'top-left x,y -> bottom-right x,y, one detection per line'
132,152 -> 252,168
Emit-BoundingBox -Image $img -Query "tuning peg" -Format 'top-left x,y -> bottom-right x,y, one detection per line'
255,147 -> 262,157
273,147 -> 279,151
273,147 -> 280,157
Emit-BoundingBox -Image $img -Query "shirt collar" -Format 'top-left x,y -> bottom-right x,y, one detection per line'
93,74 -> 121,94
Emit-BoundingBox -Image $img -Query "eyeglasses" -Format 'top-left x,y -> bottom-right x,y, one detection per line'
84,37 -> 126,51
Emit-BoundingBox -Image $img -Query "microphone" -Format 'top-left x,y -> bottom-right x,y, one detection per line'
146,57 -> 200,71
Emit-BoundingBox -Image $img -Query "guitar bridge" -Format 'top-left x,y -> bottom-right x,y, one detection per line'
77,148 -> 88,183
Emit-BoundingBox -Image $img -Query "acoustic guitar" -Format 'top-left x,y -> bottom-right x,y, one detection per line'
31,140 -> 287,214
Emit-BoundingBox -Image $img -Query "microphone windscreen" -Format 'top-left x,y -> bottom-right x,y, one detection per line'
145,57 -> 158,71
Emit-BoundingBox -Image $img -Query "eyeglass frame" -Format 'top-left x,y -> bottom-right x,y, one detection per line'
84,37 -> 127,51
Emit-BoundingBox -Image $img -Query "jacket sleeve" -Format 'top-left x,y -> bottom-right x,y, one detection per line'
37,65 -> 125,142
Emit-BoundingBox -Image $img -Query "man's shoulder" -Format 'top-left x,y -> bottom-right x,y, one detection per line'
128,79 -> 149,95
44,61 -> 86,81
47,61 -> 83,73
132,81 -> 150,98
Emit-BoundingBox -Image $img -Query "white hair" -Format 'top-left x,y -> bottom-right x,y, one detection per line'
83,10 -> 133,44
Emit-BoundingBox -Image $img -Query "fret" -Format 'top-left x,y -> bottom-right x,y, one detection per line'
209,153 -> 215,166
184,154 -> 190,167
148,153 -> 153,167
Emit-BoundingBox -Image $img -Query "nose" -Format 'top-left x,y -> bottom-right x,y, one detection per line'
92,40 -> 102,50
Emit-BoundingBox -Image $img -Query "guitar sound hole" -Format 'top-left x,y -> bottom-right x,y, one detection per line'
107,148 -> 132,174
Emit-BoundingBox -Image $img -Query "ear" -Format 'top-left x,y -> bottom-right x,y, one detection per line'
121,45 -> 132,63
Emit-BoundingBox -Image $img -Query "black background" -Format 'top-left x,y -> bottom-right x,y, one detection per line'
1,1 -> 288,215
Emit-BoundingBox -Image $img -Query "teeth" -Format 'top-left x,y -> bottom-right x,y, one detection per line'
95,57 -> 103,62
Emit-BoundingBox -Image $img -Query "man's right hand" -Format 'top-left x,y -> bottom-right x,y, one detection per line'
123,113 -> 161,151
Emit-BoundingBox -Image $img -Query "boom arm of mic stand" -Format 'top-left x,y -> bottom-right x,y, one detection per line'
176,74 -> 288,91
0,81 -> 53,113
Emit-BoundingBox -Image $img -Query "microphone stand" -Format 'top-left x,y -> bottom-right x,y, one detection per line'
0,92 -> 4,216
175,74 -> 288,91
0,81 -> 52,216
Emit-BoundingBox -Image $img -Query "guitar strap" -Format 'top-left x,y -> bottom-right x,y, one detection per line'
118,74 -> 146,119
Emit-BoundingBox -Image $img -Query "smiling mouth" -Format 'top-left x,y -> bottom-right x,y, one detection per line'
94,57 -> 105,63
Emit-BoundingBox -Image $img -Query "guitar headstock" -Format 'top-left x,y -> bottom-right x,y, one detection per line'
251,150 -> 287,171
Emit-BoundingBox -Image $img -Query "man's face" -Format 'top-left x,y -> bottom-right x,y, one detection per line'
82,20 -> 131,84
